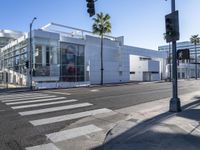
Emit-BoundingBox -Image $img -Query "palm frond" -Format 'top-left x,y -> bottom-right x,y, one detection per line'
92,12 -> 112,36
190,34 -> 200,44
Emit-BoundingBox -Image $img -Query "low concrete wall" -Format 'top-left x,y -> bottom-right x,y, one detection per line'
35,81 -> 90,89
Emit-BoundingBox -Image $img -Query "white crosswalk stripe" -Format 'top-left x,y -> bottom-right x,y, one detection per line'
0,93 -> 43,97
46,124 -> 103,142
0,93 -> 49,99
44,91 -> 71,95
5,97 -> 66,105
4,92 -> 114,149
11,99 -> 78,109
19,103 -> 93,116
30,108 -> 112,126
26,143 -> 60,150
2,95 -> 56,103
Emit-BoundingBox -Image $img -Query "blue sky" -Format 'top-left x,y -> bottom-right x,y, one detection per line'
0,0 -> 200,49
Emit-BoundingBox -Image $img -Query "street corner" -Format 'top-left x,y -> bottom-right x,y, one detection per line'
95,119 -> 200,150
50,110 -> 127,150
103,119 -> 138,143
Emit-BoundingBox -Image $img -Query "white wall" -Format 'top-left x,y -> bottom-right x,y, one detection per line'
85,35 -> 128,84
129,55 -> 160,81
85,36 -> 166,84
4,69 -> 27,86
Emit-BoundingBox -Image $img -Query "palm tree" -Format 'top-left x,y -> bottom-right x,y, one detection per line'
92,12 -> 111,85
190,35 -> 200,79
163,33 -> 171,81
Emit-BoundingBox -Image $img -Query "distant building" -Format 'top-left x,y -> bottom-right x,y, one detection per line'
0,23 -> 167,89
0,29 -> 24,48
158,41 -> 200,79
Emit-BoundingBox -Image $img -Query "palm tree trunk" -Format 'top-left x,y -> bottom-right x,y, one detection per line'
100,35 -> 104,85
195,43 -> 197,79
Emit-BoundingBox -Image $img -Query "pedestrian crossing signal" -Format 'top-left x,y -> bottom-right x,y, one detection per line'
177,49 -> 190,60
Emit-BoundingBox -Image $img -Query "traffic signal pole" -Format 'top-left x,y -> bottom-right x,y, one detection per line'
29,23 -> 33,90
169,0 -> 181,112
29,17 -> 37,90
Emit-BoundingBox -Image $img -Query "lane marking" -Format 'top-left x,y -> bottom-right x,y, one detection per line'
30,108 -> 112,126
46,124 -> 102,142
44,91 -> 71,95
26,143 -> 60,150
19,103 -> 93,116
6,97 -> 66,105
90,89 -> 99,92
2,96 -> 56,102
11,99 -> 78,109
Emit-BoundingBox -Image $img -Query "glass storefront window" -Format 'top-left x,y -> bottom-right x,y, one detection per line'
35,45 -> 42,64
33,37 -> 59,77
60,42 -> 85,82
33,64 -> 50,76
78,45 -> 84,56
46,46 -> 50,66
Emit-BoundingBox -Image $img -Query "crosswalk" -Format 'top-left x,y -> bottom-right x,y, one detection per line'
0,92 -> 114,150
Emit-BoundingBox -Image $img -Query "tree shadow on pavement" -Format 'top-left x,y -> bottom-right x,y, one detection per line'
178,97 -> 200,121
92,98 -> 200,150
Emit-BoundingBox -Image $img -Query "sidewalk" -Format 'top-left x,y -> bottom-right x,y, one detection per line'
93,90 -> 200,150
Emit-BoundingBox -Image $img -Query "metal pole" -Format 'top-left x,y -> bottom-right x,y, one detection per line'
169,42 -> 171,81
30,23 -> 32,90
195,43 -> 197,79
169,0 -> 181,112
29,17 -> 37,90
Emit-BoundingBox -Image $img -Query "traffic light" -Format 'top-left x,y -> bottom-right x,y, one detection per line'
165,10 -> 179,43
86,0 -> 95,17
25,61 -> 29,68
166,18 -> 173,36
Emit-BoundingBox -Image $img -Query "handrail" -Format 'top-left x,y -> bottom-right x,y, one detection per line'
41,22 -> 117,40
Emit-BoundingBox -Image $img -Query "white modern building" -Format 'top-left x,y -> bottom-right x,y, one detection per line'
0,29 -> 24,48
0,23 -> 167,89
159,41 -> 200,79
130,56 -> 160,81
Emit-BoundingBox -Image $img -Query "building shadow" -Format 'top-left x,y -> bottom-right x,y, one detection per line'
92,97 -> 200,150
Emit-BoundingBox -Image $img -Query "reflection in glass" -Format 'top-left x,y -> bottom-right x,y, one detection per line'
60,43 -> 85,82
35,45 -> 42,64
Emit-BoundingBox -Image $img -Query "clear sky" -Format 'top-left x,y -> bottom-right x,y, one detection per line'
0,0 -> 200,50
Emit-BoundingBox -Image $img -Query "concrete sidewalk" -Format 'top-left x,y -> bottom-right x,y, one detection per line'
93,91 -> 200,150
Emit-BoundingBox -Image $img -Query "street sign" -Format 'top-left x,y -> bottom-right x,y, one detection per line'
177,49 -> 190,60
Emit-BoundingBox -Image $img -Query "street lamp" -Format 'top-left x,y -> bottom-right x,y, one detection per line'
29,17 -> 37,90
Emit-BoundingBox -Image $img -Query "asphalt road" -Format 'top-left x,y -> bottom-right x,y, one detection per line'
0,80 -> 199,150
41,80 -> 200,110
